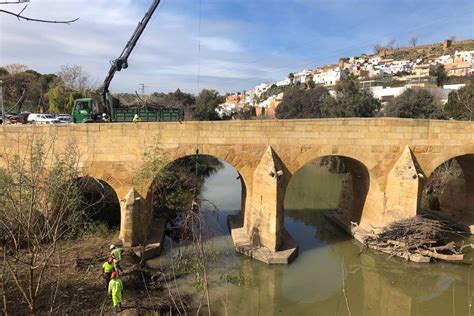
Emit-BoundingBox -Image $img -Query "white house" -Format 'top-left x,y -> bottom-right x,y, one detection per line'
370,86 -> 407,103
293,69 -> 312,85
215,103 -> 238,118
254,83 -> 272,97
276,78 -> 291,87
434,54 -> 454,65
454,50 -> 474,64
313,67 -> 343,86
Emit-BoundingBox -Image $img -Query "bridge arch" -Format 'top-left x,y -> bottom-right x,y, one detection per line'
420,145 -> 474,177
284,154 -> 375,231
287,146 -> 379,177
163,145 -> 254,188
73,176 -> 121,229
421,153 -> 474,231
144,151 -> 248,223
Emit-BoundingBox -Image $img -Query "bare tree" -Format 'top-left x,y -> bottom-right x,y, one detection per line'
3,63 -> 28,74
386,39 -> 396,50
373,43 -> 384,54
0,1 -> 78,24
57,65 -> 93,93
409,37 -> 418,47
0,137 -> 88,314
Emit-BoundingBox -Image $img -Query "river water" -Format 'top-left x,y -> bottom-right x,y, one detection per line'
155,161 -> 474,316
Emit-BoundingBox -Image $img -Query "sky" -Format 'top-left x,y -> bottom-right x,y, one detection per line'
1,0 -> 473,95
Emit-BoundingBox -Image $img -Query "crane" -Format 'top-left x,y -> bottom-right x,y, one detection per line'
101,0 -> 161,114
72,0 -> 183,123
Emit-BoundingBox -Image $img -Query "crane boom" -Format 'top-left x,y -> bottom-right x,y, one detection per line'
101,0 -> 161,113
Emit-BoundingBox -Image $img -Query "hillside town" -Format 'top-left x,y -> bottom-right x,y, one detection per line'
217,39 -> 474,119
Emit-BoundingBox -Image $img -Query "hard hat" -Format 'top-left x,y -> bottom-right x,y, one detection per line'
111,272 -> 117,279
110,244 -> 115,250
102,113 -> 106,117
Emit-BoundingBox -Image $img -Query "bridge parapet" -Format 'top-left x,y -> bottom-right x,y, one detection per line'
1,118 -> 473,263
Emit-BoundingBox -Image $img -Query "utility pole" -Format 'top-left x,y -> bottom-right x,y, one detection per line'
0,80 -> 4,125
139,83 -> 146,95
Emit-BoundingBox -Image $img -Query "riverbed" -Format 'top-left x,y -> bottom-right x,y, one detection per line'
152,161 -> 474,315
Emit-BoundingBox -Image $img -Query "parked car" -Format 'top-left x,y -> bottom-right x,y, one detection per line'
3,112 -> 29,124
27,113 -> 60,124
56,114 -> 73,124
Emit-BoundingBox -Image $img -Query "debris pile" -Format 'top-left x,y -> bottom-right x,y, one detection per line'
354,216 -> 472,263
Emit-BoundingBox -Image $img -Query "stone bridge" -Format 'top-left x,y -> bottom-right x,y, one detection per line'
1,118 -> 473,263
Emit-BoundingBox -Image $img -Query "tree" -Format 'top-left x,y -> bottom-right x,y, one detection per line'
275,85 -> 330,119
3,63 -> 28,74
193,89 -> 224,121
373,43 -> 384,54
320,76 -> 381,117
386,39 -> 396,50
2,71 -> 42,112
0,67 -> 8,77
57,64 -> 93,93
150,89 -> 196,109
46,84 -> 71,113
444,84 -> 474,120
288,72 -> 295,85
234,106 -> 255,120
409,37 -> 418,47
384,88 -> 447,119
0,139 -> 87,314
430,63 -> 448,87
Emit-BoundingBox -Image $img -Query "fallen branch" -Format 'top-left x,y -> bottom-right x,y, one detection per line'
417,249 -> 464,261
356,216 -> 470,263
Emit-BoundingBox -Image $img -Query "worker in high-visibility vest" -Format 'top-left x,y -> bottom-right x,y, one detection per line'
110,244 -> 124,274
101,113 -> 110,122
108,272 -> 123,312
101,256 -> 115,289
132,113 -> 141,123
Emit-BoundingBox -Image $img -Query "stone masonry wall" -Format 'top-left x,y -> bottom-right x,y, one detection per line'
0,118 -> 473,246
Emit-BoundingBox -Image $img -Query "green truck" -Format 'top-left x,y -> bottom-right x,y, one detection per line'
71,97 -> 184,123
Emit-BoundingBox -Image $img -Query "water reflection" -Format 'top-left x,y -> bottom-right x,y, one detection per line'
155,161 -> 474,315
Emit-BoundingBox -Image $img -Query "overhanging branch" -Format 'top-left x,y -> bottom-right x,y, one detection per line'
0,8 -> 79,24
0,0 -> 30,4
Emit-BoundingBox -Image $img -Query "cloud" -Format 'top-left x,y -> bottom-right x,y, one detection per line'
198,36 -> 243,53
1,0 -> 472,94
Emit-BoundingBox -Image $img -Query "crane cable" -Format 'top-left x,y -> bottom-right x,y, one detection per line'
193,0 -> 202,213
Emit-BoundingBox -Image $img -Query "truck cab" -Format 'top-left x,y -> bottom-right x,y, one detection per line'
71,98 -> 104,123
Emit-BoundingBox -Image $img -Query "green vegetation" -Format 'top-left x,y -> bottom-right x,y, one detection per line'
220,270 -> 256,288
275,85 -> 330,119
259,84 -> 291,101
429,64 -> 448,87
194,89 -> 225,121
276,76 -> 381,119
0,64 -> 100,114
321,76 -> 381,117
444,83 -> 474,120
384,88 -> 447,119
150,155 -> 224,213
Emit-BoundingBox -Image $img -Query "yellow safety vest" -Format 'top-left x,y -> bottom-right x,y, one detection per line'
111,248 -> 122,262
102,261 -> 114,273
108,278 -> 123,295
